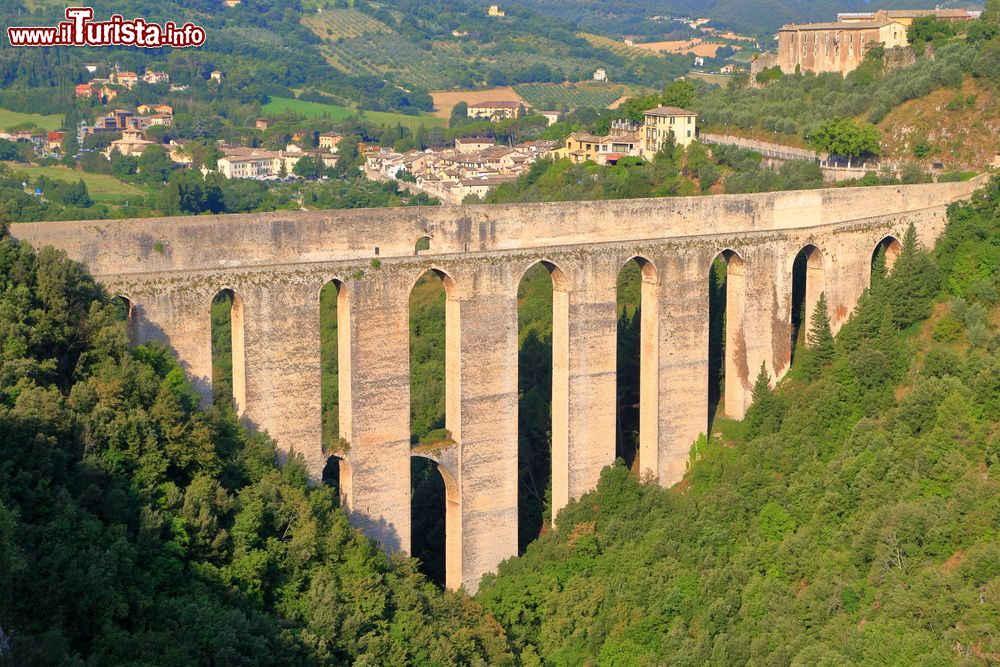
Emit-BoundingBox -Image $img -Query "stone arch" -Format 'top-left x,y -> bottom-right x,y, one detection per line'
615,255 -> 659,476
113,294 -> 138,342
408,268 -> 460,447
515,259 -> 569,549
410,453 -> 461,590
211,288 -> 246,416
789,244 -> 825,367
707,249 -> 746,424
872,235 -> 902,278
414,235 -> 432,254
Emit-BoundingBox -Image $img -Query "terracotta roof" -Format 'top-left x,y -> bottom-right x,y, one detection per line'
643,106 -> 698,118
468,100 -> 523,108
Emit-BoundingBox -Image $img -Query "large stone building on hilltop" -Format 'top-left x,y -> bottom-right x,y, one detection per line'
837,8 -> 980,26
777,20 -> 908,76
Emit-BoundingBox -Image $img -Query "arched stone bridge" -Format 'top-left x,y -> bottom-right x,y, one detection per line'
11,178 -> 981,592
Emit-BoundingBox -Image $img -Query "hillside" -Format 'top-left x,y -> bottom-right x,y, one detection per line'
503,0 -> 952,38
687,27 -> 1000,173
878,76 -> 1000,171
295,0 -> 690,93
0,0 -> 688,118
477,179 -> 1000,664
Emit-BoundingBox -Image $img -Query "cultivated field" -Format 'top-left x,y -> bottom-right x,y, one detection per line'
634,39 -> 726,57
0,108 -> 64,132
301,7 -> 392,40
263,96 -> 446,130
577,33 -> 653,60
429,87 -> 527,119
513,83 -> 626,111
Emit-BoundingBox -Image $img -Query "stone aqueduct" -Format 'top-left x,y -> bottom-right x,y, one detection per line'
11,178 -> 981,592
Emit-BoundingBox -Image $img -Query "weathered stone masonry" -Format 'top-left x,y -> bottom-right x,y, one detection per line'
11,178 -> 981,592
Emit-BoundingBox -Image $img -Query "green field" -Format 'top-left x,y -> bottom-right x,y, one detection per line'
687,71 -> 734,86
0,108 -> 64,132
262,96 -> 446,130
731,49 -> 762,61
4,163 -> 147,201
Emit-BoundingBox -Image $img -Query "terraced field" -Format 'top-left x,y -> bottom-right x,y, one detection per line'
577,33 -> 653,60
301,7 -> 392,40
315,33 -> 470,90
513,83 -> 626,111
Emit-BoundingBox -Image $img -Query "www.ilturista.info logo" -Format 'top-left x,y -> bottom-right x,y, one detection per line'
7,7 -> 206,48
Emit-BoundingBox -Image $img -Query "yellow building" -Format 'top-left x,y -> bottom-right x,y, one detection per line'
560,133 -> 605,163
487,5 -> 505,17
641,106 -> 698,158
467,100 -> 524,121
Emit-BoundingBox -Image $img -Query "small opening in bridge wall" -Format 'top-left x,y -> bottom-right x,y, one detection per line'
517,260 -> 568,553
615,257 -> 658,475
415,236 -> 431,254
211,289 -> 246,416
790,245 -> 825,368
374,246 -> 380,256
872,236 -> 902,283
707,250 -> 745,430
112,295 -> 137,342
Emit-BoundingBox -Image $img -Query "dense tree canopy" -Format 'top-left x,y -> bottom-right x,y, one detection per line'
0,229 -> 514,665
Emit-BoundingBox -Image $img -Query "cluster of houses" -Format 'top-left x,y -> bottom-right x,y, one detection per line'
75,68 -> 175,104
558,106 -> 699,165
0,129 -> 64,156
363,105 -> 700,203
764,7 -> 981,77
70,106 -> 175,158
363,137 -> 558,203
212,132 -> 342,180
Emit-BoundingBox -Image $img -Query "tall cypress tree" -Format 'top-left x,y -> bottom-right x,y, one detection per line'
806,292 -> 835,373
745,362 -> 783,439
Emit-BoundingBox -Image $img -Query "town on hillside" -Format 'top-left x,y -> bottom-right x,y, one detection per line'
0,2 -> 995,219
